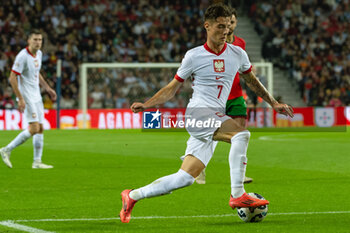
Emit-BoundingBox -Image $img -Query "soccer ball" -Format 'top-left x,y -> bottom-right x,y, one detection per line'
236,193 -> 268,222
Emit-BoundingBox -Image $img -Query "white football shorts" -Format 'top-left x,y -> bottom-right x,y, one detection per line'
183,137 -> 219,166
182,107 -> 230,166
185,107 -> 231,140
24,101 -> 44,124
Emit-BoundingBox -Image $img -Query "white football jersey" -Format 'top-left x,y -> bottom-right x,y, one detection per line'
175,43 -> 251,109
11,47 -> 42,103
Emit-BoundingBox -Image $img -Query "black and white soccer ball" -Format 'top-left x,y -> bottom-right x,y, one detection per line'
236,193 -> 268,222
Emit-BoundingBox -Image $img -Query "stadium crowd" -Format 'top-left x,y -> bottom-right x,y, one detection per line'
249,0 -> 350,106
0,0 -> 349,109
0,0 -> 210,109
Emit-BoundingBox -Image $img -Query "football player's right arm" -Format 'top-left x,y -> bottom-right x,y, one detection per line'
9,71 -> 25,113
131,78 -> 183,113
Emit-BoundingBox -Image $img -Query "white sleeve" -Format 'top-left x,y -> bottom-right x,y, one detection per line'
11,52 -> 26,75
175,51 -> 193,82
238,50 -> 252,74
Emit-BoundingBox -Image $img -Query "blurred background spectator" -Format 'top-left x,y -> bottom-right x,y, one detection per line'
0,0 -> 349,109
248,0 -> 350,106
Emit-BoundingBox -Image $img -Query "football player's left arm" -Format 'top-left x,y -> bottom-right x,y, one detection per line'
131,78 -> 183,113
39,73 -> 57,101
241,71 -> 294,117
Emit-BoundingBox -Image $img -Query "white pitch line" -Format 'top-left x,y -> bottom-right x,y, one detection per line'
0,220 -> 55,233
268,211 -> 350,215
16,217 -> 119,223
12,210 -> 350,223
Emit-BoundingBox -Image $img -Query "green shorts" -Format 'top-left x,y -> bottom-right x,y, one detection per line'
225,96 -> 247,117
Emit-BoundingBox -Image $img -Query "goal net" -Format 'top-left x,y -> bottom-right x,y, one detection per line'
78,62 -> 273,129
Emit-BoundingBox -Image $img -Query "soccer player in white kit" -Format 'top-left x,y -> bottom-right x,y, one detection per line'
0,30 -> 56,169
120,3 -> 294,223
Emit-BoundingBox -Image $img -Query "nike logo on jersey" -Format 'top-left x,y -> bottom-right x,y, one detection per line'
215,76 -> 224,80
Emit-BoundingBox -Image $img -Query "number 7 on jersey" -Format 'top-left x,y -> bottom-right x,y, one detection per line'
217,85 -> 223,98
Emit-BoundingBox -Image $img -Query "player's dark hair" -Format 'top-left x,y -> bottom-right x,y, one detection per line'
231,7 -> 237,18
204,3 -> 231,22
28,29 -> 42,39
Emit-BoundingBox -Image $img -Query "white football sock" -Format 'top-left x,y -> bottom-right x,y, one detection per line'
129,169 -> 195,201
6,129 -> 32,151
229,130 -> 250,198
33,134 -> 43,162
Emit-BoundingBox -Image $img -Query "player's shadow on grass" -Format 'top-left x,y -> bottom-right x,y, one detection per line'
57,221 -> 157,231
204,219 -> 282,226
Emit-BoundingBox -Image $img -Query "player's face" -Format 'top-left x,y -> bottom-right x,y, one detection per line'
205,16 -> 230,45
228,15 -> 237,35
28,34 -> 43,51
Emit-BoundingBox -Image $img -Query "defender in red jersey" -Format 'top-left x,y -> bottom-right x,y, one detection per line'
226,8 -> 247,116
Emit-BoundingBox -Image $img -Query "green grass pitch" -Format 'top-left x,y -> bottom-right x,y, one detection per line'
0,128 -> 349,232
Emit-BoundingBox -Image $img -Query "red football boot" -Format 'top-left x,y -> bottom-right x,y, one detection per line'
229,192 -> 269,209
120,189 -> 137,223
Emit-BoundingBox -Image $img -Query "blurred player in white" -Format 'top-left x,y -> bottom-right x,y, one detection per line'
120,3 -> 293,223
0,30 -> 56,169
